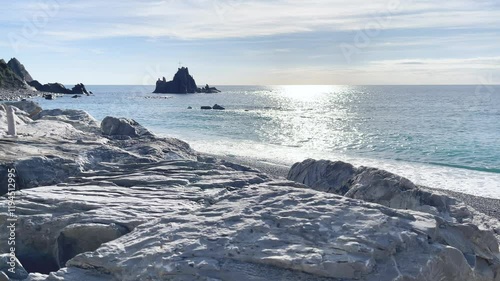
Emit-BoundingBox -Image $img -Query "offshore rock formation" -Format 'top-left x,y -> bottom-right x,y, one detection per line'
154,67 -> 220,94
154,67 -> 198,94
0,102 -> 499,281
100,116 -> 154,138
27,81 -> 90,95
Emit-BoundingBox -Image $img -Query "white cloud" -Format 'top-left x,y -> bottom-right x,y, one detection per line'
4,0 -> 499,41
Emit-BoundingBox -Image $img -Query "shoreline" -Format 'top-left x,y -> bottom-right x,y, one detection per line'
0,88 -> 40,101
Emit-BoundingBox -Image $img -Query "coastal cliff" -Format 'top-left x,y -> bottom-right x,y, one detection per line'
0,101 -> 500,281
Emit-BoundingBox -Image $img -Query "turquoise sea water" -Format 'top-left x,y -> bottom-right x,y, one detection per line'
35,85 -> 500,198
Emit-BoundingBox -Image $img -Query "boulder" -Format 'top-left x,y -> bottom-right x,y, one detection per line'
153,67 -> 198,94
7,57 -> 34,82
213,104 -> 225,110
32,109 -> 100,133
287,159 -> 474,222
72,95 -> 79,98
287,159 -> 356,194
101,116 -> 154,138
201,106 -> 212,110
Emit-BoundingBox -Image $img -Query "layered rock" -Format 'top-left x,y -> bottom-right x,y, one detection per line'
0,102 -> 499,281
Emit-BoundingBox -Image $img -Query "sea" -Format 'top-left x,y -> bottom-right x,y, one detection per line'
34,85 -> 500,199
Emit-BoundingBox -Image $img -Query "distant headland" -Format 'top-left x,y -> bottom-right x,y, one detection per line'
154,67 -> 220,94
0,57 -> 91,101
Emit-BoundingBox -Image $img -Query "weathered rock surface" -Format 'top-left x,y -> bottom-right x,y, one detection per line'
0,103 -> 499,281
32,108 -> 100,133
0,101 -> 196,196
200,84 -> 221,93
101,116 -> 154,138
154,67 -> 198,94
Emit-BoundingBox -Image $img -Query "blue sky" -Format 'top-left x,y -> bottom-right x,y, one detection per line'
1,0 -> 500,85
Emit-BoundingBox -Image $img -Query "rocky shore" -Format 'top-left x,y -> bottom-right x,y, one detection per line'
0,89 -> 40,101
1,101 -> 500,281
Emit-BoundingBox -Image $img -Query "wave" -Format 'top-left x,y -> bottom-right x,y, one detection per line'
427,162 -> 500,174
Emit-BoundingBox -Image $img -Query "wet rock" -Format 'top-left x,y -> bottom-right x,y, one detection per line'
201,106 -> 212,110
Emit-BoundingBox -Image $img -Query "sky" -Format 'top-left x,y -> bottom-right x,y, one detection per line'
1,0 -> 500,85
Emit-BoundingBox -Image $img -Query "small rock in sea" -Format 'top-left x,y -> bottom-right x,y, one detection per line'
72,95 -> 80,99
213,104 -> 225,110
187,106 -> 192,109
201,106 -> 212,110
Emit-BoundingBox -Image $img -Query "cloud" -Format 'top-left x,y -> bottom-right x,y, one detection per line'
4,0 -> 500,42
